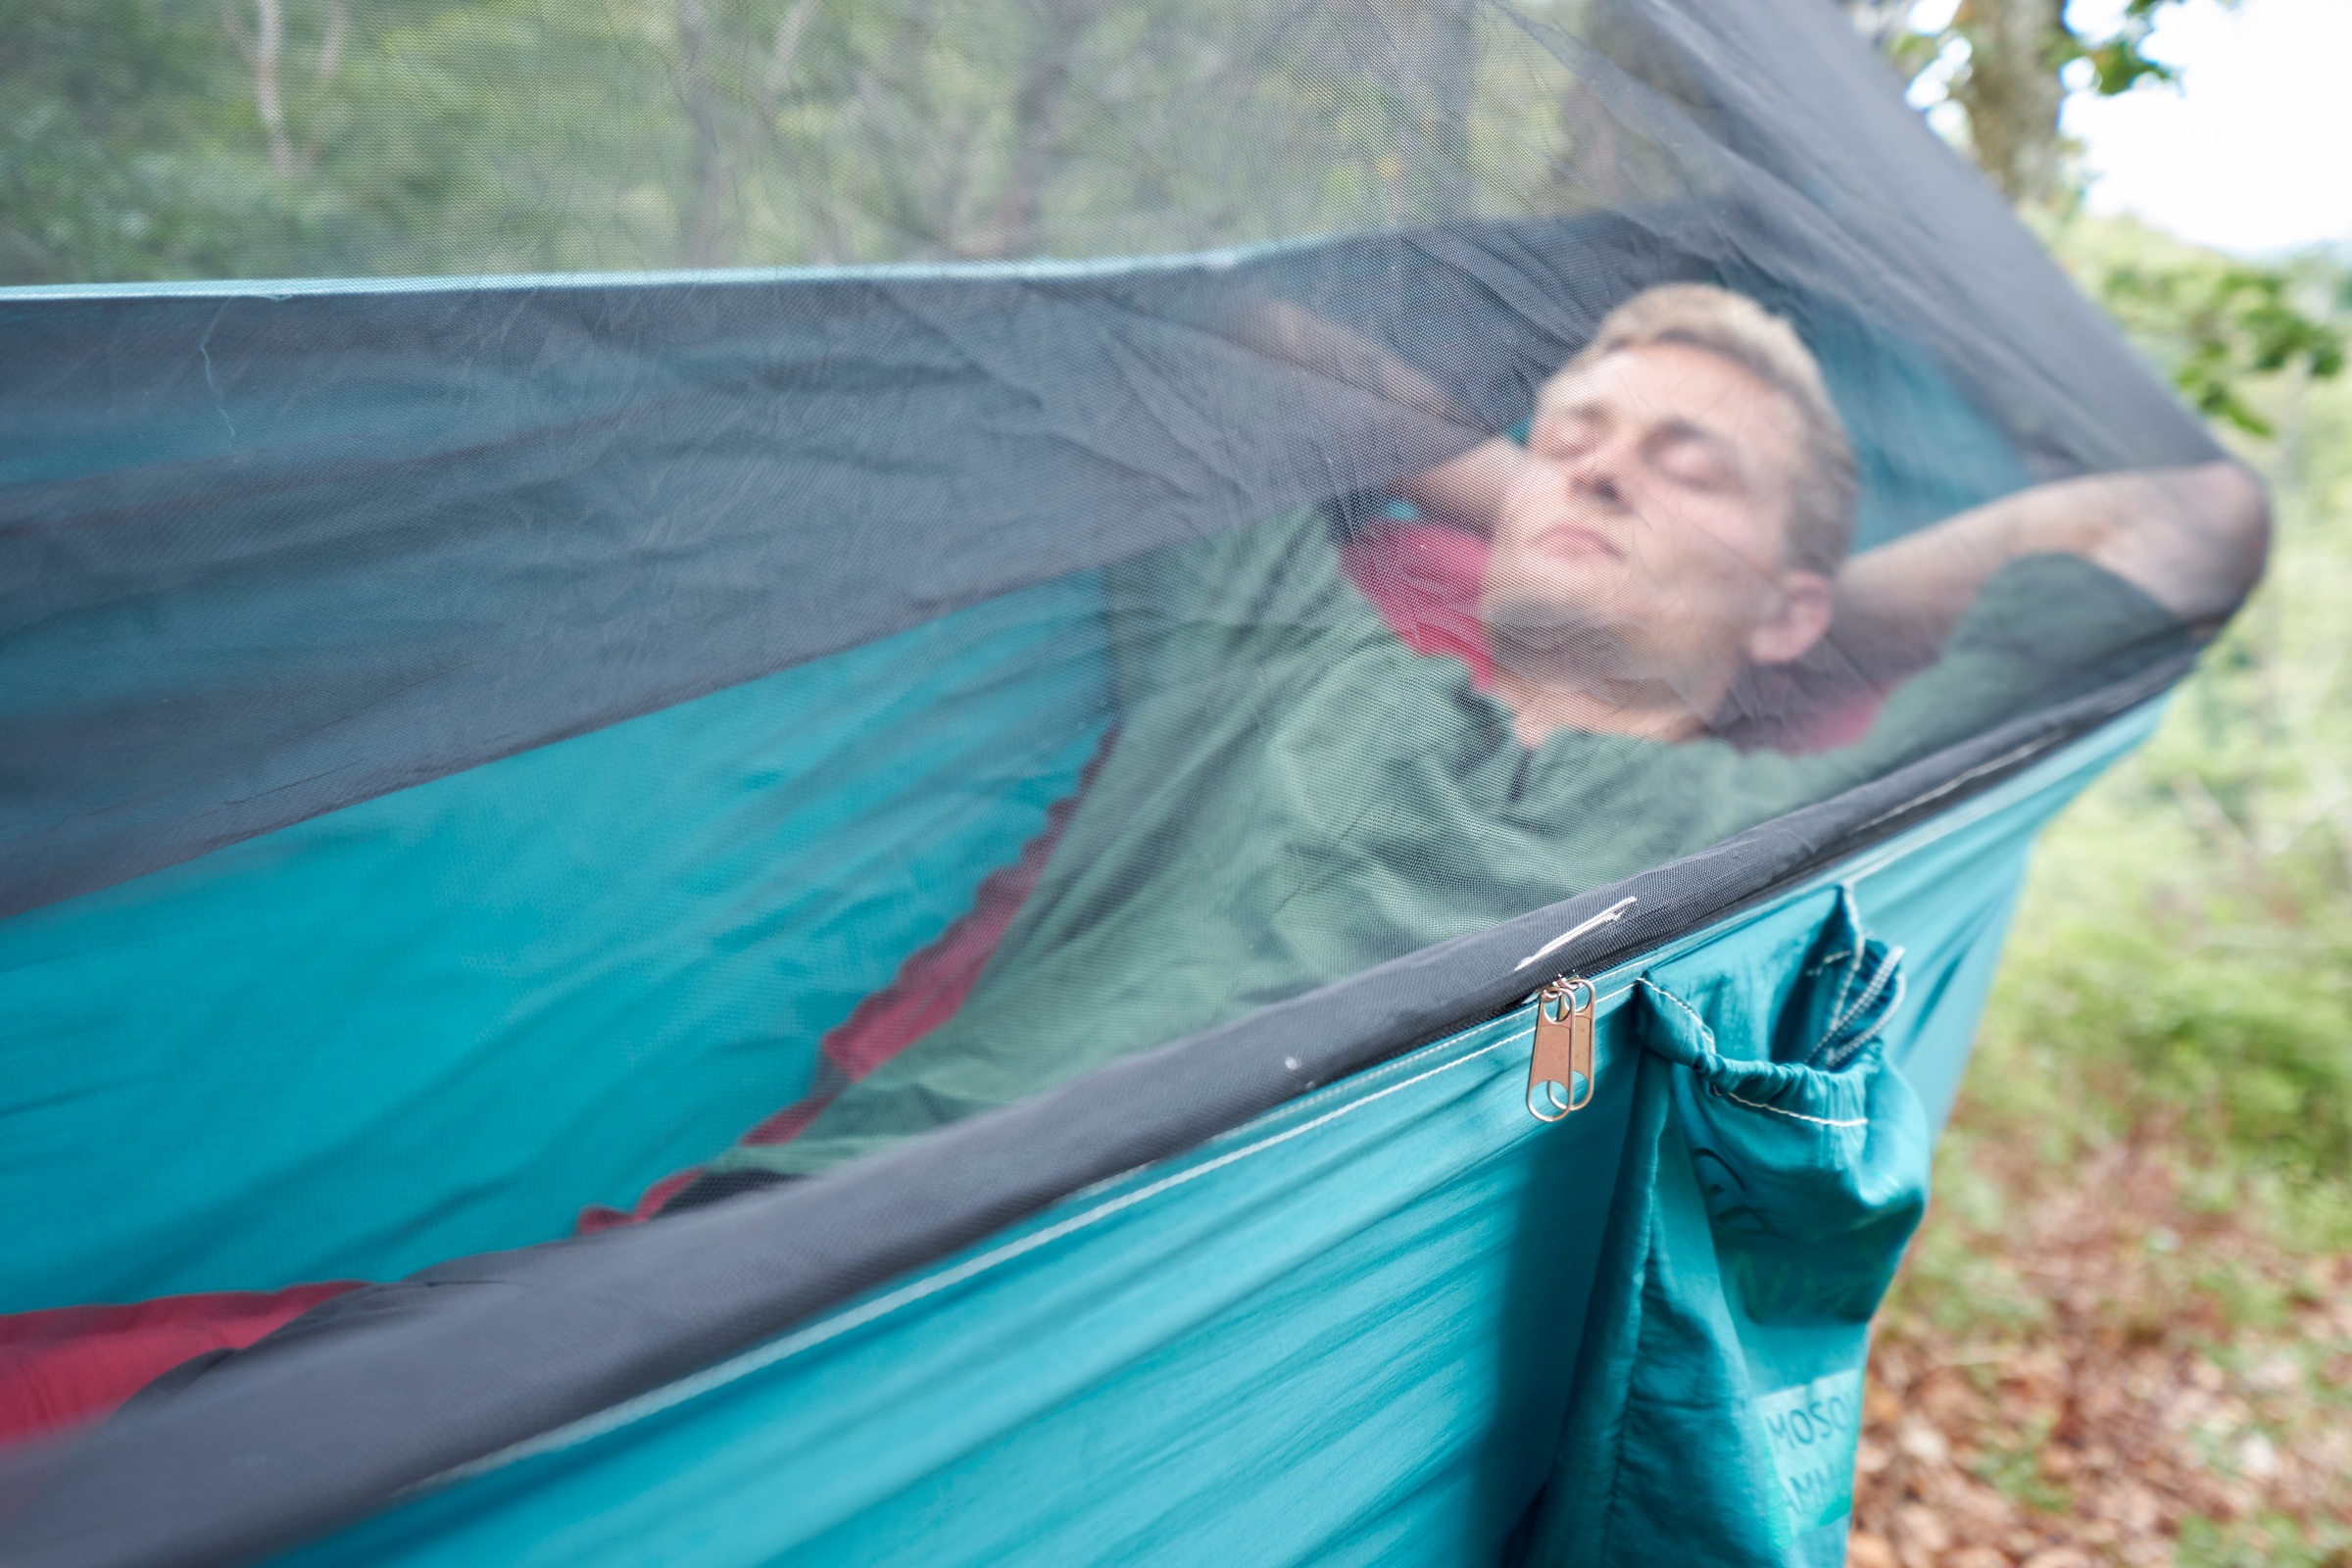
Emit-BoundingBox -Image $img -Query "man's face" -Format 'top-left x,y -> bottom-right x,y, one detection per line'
1479,341 -> 1831,714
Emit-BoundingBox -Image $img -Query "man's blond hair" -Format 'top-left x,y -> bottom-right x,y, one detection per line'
1551,283 -> 1858,577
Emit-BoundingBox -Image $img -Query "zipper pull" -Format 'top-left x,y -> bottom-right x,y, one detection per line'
1527,977 -> 1595,1122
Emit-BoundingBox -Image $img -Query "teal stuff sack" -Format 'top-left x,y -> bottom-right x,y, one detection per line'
1520,890 -> 1931,1567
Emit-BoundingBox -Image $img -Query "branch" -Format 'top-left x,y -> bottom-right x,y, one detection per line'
251,0 -> 295,177
217,0 -> 255,66
758,0 -> 822,121
317,0 -> 349,83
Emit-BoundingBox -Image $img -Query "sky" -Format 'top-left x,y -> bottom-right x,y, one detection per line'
2059,0 -> 2352,256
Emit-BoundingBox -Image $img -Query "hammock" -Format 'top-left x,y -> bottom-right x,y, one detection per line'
0,1 -> 2252,1564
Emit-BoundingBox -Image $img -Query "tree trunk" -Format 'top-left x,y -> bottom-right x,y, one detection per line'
1411,0 -> 1479,221
962,0 -> 1098,260
252,0 -> 295,177
676,0 -> 731,268
1950,0 -> 2067,207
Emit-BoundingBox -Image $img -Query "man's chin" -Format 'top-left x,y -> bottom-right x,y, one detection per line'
1479,591 -> 1645,687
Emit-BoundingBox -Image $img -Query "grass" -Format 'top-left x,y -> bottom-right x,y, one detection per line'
1847,220 -> 2352,1568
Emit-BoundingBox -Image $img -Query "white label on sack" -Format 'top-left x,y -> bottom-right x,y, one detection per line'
1755,1366 -> 1866,1534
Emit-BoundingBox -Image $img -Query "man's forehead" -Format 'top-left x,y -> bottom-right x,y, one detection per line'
1539,342 -> 1798,438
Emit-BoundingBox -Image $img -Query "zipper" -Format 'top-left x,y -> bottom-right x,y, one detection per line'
1527,976 -> 1595,1122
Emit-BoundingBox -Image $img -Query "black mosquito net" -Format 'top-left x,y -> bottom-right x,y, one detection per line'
8,0 -> 2257,1127
0,2 -> 2264,1551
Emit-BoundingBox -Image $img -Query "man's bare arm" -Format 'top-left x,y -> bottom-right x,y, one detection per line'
1231,296 -> 2272,669
1392,437 -> 1531,533
1231,298 -> 1517,528
1827,461 -> 2270,682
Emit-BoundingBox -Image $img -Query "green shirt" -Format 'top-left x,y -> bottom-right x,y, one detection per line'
722,510 -> 2180,1175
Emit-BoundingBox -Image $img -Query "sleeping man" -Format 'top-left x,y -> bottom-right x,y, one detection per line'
704,282 -> 2268,1183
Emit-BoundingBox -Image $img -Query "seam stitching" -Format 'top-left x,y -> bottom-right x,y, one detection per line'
1713,1087 -> 1869,1128
418,1024 -> 1527,1488
1639,978 -> 1718,1053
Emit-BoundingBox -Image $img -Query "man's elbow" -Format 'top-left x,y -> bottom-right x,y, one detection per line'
2086,459 -> 2273,625
2193,459 -> 2274,607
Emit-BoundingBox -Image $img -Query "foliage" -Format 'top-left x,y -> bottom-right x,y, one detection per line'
1,0 -> 297,279
2033,219 -> 2352,1147
17,0 -> 2292,293
0,0 -> 1580,284
1856,215 -> 2352,1568
1869,0 -> 2202,97
2036,213 -> 2348,438
2069,0 -> 2200,96
1957,212 -> 2352,1307
2104,266 -> 2346,437
1858,0 -> 2234,208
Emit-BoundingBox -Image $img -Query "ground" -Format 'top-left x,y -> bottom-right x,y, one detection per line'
1851,1132 -> 2352,1566
1844,218 -> 2352,1568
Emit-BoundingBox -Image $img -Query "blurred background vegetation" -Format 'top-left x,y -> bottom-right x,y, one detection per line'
1851,213 -> 2352,1566
4,0 -> 2344,1557
1836,4 -> 2352,1558
0,0 -> 1589,278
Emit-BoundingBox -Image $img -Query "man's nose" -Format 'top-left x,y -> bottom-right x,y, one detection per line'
1565,436 -> 1634,512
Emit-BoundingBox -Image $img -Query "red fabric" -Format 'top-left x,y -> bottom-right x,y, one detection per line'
0,1281 -> 362,1446
572,1169 -> 705,1233
777,784 -> 1081,1090
572,761 -> 1096,1230
5,522 -> 1891,1448
1341,519 -> 1498,685
1343,520 -> 1886,753
1773,678 -> 1881,751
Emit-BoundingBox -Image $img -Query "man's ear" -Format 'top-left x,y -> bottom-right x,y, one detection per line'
1745,569 -> 1835,665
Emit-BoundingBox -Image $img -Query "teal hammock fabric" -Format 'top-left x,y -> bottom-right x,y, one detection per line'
0,274 -> 2032,1316
262,699 -> 2161,1568
0,1 -> 2246,1559
1525,897 -> 1924,1566
0,575 -> 1110,1312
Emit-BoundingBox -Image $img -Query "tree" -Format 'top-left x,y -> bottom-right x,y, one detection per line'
2092,240 -> 2347,438
1845,0 -> 2227,209
1833,0 -> 2344,433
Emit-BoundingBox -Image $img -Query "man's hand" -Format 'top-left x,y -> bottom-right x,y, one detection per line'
1231,299 -> 1468,427
1229,299 -> 1510,529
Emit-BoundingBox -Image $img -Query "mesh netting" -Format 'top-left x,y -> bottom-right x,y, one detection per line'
0,0 -> 2264,1513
